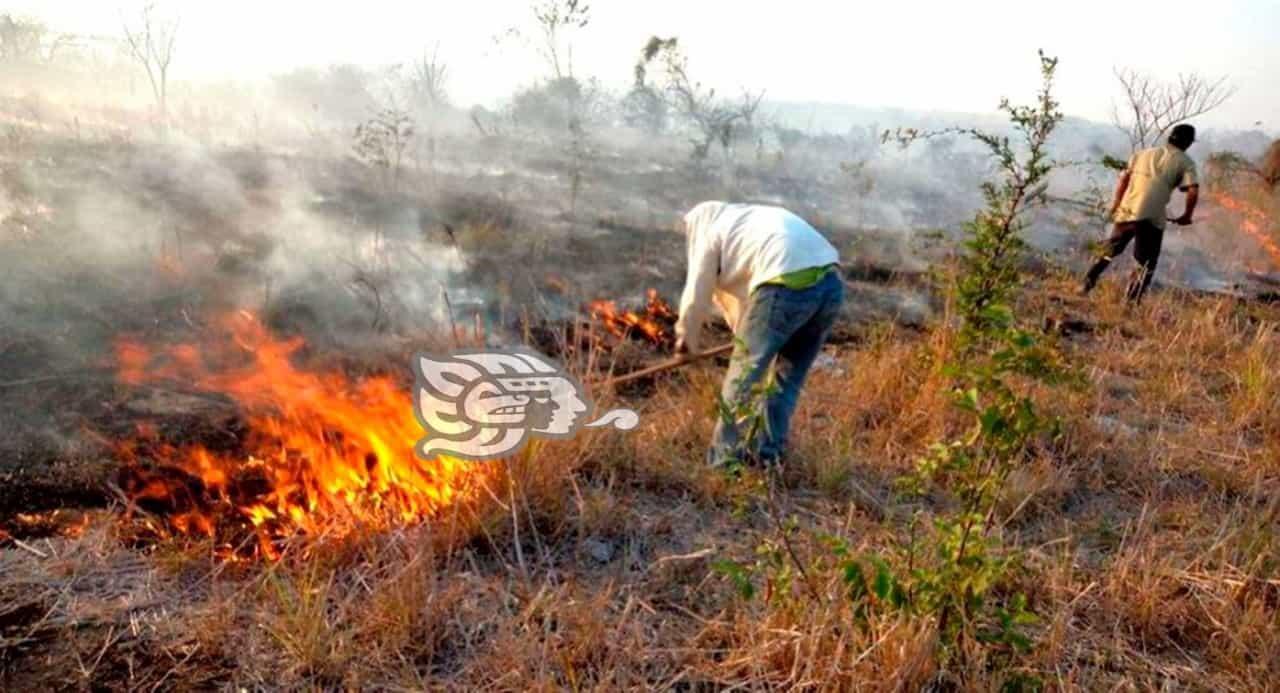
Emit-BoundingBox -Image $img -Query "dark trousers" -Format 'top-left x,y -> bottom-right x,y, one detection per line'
1082,220 -> 1165,302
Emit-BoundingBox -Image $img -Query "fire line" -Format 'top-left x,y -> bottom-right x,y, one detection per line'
113,311 -> 484,558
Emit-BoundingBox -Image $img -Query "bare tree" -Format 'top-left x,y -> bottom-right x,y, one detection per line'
408,44 -> 449,114
531,0 -> 590,79
406,44 -> 449,179
0,14 -> 43,63
0,13 -> 74,64
122,2 -> 178,118
1111,67 -> 1234,151
738,90 -> 766,133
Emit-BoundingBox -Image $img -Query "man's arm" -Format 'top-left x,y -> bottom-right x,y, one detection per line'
674,230 -> 718,354
1173,185 -> 1199,226
1107,170 -> 1132,221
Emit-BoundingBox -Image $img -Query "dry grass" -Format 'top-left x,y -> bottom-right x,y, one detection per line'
3,275 -> 1279,690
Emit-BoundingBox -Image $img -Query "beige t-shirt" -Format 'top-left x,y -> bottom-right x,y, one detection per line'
1114,144 -> 1199,230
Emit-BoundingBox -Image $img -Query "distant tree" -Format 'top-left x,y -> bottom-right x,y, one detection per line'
484,1 -> 599,232
1111,67 -> 1234,152
621,84 -> 667,135
407,44 -> 449,116
840,125 -> 881,226
122,2 -> 179,118
0,13 -> 73,65
735,89 -> 768,152
405,44 -> 449,177
0,13 -> 43,63
634,36 -> 764,161
274,64 -> 379,128
353,108 -> 415,188
509,76 -> 577,131
468,105 -> 505,137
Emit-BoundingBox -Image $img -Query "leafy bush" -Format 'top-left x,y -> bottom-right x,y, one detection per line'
887,50 -> 1068,669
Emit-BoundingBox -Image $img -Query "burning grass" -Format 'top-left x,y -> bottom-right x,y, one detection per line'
586,288 -> 678,348
110,311 -> 488,558
1209,188 -> 1280,270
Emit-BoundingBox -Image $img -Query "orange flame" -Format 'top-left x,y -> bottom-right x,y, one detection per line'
113,311 -> 484,556
1211,191 -> 1280,269
587,289 -> 676,346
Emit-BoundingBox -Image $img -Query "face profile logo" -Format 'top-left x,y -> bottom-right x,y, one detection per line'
413,349 -> 639,461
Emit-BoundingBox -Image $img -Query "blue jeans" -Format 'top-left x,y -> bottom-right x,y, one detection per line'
709,271 -> 844,467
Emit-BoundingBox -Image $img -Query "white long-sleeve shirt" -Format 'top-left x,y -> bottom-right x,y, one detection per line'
675,202 -> 840,351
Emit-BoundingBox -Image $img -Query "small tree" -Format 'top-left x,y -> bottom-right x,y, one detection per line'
1111,67 -> 1234,152
406,44 -> 449,178
408,44 -> 449,114
840,125 -> 881,227
877,52 -> 1068,675
122,2 -> 179,119
353,108 -> 415,188
0,14 -> 70,65
531,0 -> 590,80
634,36 -> 763,162
620,83 -> 667,135
0,14 -> 41,63
498,1 -> 598,136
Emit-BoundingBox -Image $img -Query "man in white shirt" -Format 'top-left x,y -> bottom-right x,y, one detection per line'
674,201 -> 843,468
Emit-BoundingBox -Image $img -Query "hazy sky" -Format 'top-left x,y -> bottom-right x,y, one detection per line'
15,0 -> 1279,130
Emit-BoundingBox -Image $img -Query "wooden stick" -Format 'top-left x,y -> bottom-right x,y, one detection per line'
596,343 -> 734,388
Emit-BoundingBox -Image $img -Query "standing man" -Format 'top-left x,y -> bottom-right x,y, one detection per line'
674,201 -> 843,467
1081,124 -> 1200,301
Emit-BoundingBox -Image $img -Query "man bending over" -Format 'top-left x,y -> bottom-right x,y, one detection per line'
674,202 -> 843,468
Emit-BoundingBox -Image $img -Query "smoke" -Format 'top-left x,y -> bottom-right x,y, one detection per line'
1,12 -> 1274,414
0,124 -> 476,375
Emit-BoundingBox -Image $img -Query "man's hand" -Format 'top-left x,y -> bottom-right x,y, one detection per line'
1176,185 -> 1200,227
674,338 -> 690,356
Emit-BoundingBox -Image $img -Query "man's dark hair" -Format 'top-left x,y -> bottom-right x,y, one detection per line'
1168,124 -> 1196,149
